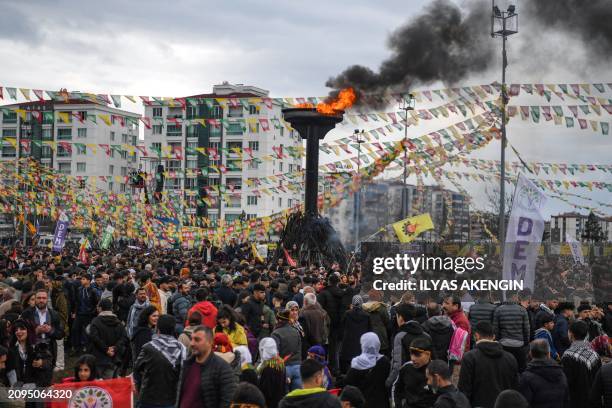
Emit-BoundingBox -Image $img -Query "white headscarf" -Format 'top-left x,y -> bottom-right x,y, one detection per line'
351,332 -> 383,370
259,337 -> 278,362
235,345 -> 252,366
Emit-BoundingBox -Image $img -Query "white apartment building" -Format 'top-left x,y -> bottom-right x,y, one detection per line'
0,98 -> 140,194
143,82 -> 303,226
550,212 -> 612,242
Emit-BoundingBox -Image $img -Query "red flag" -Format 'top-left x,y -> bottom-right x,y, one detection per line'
49,377 -> 133,407
10,248 -> 17,261
283,247 -> 297,267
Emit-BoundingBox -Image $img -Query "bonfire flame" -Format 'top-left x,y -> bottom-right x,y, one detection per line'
296,87 -> 357,115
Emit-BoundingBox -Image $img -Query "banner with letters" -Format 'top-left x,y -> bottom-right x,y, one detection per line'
502,173 -> 548,290
51,212 -> 70,253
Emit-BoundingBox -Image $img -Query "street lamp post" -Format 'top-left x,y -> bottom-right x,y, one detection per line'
353,129 -> 365,249
491,1 -> 518,247
399,94 -> 415,220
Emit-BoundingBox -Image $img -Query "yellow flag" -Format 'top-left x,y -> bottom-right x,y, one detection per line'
98,114 -> 111,126
392,213 -> 434,243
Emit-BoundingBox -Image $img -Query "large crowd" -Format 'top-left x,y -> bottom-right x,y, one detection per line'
0,239 -> 610,408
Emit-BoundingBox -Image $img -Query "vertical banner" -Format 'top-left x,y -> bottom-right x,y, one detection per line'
566,233 -> 585,265
502,174 -> 548,290
100,225 -> 115,250
52,212 -> 70,253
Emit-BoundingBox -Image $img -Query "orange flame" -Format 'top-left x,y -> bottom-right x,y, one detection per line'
295,87 -> 357,115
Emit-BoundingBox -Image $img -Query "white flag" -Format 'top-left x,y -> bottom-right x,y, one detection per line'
566,233 -> 585,265
502,173 -> 548,290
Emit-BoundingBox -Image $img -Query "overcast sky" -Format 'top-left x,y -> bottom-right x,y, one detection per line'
1,0 -> 610,218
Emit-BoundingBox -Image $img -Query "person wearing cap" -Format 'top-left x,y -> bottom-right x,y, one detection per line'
426,359 -> 470,408
272,309 -> 303,391
392,336 -> 434,408
344,332 -> 390,408
577,303 -> 604,342
552,302 -> 574,357
307,345 -> 333,389
534,312 -> 559,360
88,298 -> 127,378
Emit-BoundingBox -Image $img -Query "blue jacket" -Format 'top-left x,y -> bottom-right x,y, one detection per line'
534,328 -> 559,360
552,314 -> 571,357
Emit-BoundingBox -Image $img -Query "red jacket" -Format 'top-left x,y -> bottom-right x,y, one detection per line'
186,301 -> 218,329
449,309 -> 471,349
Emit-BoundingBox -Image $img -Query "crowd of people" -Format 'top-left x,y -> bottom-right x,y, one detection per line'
0,239 -> 610,408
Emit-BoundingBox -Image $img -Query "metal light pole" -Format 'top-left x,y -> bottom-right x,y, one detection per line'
491,1 -> 518,247
399,94 -> 415,220
353,129 -> 365,248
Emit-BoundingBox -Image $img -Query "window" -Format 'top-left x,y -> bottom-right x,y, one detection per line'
42,129 -> 52,139
77,145 -> 86,155
166,178 -> 181,190
186,106 -> 197,119
166,125 -> 182,137
208,177 -> 220,187
249,105 -> 258,115
228,107 -> 243,118
108,182 -> 114,192
76,162 -> 86,172
210,127 -> 222,137
57,146 -> 71,157
168,160 -> 181,171
110,131 -> 115,141
168,142 -> 181,154
209,141 -> 220,151
226,177 -> 242,190
280,127 -> 284,137
151,142 -> 162,154
248,141 -> 259,151
57,128 -> 72,140
152,125 -> 162,135
120,150 -> 127,159
42,146 -> 52,158
226,159 -> 242,171
226,141 -> 242,151
288,199 -> 294,207
122,134 -> 128,143
78,111 -> 87,121
185,178 -> 197,189
248,161 -> 259,170
109,165 -> 114,175
57,111 -> 72,123
279,161 -> 283,172
278,197 -> 282,207
2,111 -> 17,123
2,128 -> 16,137
58,162 -> 71,174
247,196 -> 258,206
131,135 -> 137,146
211,105 -> 222,118
121,167 -> 127,176
77,128 -> 87,138
1,145 -> 16,157
187,125 -> 198,138
153,107 -> 163,118
120,183 -> 126,193
186,160 -> 197,169
110,149 -> 115,158
187,141 -> 198,151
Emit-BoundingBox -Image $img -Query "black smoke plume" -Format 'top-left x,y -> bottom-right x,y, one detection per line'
326,0 -> 493,101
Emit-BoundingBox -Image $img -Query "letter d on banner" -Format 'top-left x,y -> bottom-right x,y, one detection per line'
502,174 -> 548,291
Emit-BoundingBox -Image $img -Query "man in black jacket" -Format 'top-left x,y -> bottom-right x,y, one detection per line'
88,298 -> 127,378
393,337 -> 436,408
21,289 -> 65,367
519,339 -> 570,408
214,274 -> 237,306
241,284 -> 266,338
317,274 -> 345,374
590,362 -> 612,408
176,325 -> 237,408
467,294 -> 496,334
279,359 -> 341,408
458,321 -> 519,408
135,314 -> 185,408
70,273 -> 99,353
426,359 -> 471,408
493,292 -> 530,372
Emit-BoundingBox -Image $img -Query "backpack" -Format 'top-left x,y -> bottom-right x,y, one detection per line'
448,321 -> 469,362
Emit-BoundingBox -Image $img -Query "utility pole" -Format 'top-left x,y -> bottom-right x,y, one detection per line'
399,94 -> 415,220
353,129 -> 365,249
491,1 -> 518,248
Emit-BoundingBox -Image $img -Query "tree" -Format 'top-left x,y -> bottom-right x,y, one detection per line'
484,184 -> 513,240
581,211 -> 605,243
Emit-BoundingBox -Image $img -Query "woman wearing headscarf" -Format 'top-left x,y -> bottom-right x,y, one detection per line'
213,332 -> 242,380
340,295 -> 371,374
343,332 -> 391,408
257,337 -> 286,408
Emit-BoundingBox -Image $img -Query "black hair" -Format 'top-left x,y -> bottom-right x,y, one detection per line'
137,305 -> 158,328
475,321 -> 495,338
529,339 -> 550,359
0,345 -> 7,357
230,382 -> 266,408
396,303 -> 416,322
300,358 -> 324,381
188,311 -> 203,327
427,359 -> 452,380
195,287 -> 209,302
216,306 -> 237,332
98,298 -> 112,311
444,295 -> 462,308
74,354 -> 98,382
569,320 -> 588,341
157,314 -> 176,336
340,385 -> 366,408
192,325 -> 213,340
557,302 -> 575,312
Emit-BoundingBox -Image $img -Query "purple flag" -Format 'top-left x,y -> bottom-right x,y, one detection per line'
52,213 -> 70,253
